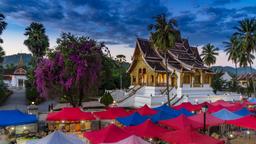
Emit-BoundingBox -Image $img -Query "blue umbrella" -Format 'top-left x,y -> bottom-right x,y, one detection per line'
150,111 -> 179,123
212,109 -> 243,120
0,110 -> 37,127
178,108 -> 194,116
234,107 -> 252,116
154,104 -> 181,115
116,112 -> 148,126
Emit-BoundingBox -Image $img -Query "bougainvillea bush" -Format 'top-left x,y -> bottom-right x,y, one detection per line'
35,33 -> 106,107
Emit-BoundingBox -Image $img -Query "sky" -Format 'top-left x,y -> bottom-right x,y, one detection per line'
1,0 -> 256,67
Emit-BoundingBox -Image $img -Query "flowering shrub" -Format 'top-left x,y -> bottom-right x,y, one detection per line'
35,33 -> 105,106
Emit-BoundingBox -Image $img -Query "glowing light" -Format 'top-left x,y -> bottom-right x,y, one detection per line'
32,102 -> 35,105
149,138 -> 153,141
11,127 -> 15,130
229,134 -> 234,138
61,120 -> 65,123
161,101 -> 164,105
113,100 -> 116,104
81,121 -> 85,123
246,130 -> 250,135
23,126 -> 26,129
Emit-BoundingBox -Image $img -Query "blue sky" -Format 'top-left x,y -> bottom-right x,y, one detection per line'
1,0 -> 256,66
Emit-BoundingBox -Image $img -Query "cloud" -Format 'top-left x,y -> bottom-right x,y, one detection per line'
212,0 -> 241,5
0,0 -> 168,47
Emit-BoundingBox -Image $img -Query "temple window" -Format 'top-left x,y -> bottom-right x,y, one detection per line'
194,75 -> 201,84
143,68 -> 146,74
183,74 -> 190,84
151,75 -> 154,83
204,75 -> 210,84
133,76 -> 136,83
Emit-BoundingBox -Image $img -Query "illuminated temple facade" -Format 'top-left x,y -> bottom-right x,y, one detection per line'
118,38 -> 240,107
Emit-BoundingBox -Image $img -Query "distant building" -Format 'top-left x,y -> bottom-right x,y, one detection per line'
237,73 -> 256,88
3,55 -> 27,88
221,72 -> 232,81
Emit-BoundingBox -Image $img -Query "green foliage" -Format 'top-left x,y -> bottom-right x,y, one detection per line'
24,22 -> 49,104
100,92 -> 113,107
211,72 -> 225,94
24,22 -> 49,58
98,56 -> 130,96
25,66 -> 43,104
201,44 -> 219,67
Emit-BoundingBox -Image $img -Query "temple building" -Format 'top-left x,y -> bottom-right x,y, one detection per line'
117,38 -> 240,107
3,55 -> 27,88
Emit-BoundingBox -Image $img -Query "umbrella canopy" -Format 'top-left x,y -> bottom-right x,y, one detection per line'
207,104 -> 224,113
212,109 -> 243,120
84,124 -> 131,144
248,97 -> 256,104
226,115 -> 256,130
173,102 -> 202,111
94,107 -> 132,120
102,135 -> 150,144
160,128 -> 224,144
27,131 -> 84,144
0,110 -> 37,126
150,111 -> 179,123
116,112 -> 148,126
188,113 -> 224,127
136,105 -> 157,116
159,115 -> 202,130
124,119 -> 169,138
47,107 -> 95,121
211,100 -> 234,107
178,108 -> 194,116
234,107 -> 252,116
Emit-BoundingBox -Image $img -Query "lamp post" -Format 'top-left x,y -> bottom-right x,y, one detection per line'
202,104 -> 208,134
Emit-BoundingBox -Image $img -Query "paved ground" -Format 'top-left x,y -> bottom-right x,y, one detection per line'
0,87 -> 27,111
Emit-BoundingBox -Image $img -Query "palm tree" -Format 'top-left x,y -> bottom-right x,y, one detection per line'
0,13 -> 7,43
234,18 -> 256,96
24,22 -> 49,60
224,36 -> 241,76
200,44 -> 219,68
234,18 -> 256,54
0,46 -> 5,64
148,14 -> 181,106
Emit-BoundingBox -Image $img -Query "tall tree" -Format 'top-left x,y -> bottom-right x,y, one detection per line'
35,33 -> 105,107
24,22 -> 49,104
24,22 -> 49,60
224,36 -> 241,76
115,54 -> 126,90
234,18 -> 256,96
0,13 -> 7,43
148,14 -> 181,106
0,13 -> 6,96
200,44 -> 219,68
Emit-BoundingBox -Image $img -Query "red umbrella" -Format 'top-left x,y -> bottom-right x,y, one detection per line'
207,104 -> 224,113
159,115 -> 202,130
124,119 -> 169,138
47,107 -> 95,121
94,107 -> 132,120
211,100 -> 234,107
188,113 -> 224,128
173,102 -> 201,111
84,124 -> 131,144
160,128 -> 224,144
136,105 -> 157,116
227,115 -> 256,130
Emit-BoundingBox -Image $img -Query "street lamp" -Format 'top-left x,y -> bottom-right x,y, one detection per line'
202,104 -> 208,134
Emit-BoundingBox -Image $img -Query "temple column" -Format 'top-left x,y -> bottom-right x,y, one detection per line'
200,71 -> 204,87
177,73 -> 181,88
191,74 -> 195,88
